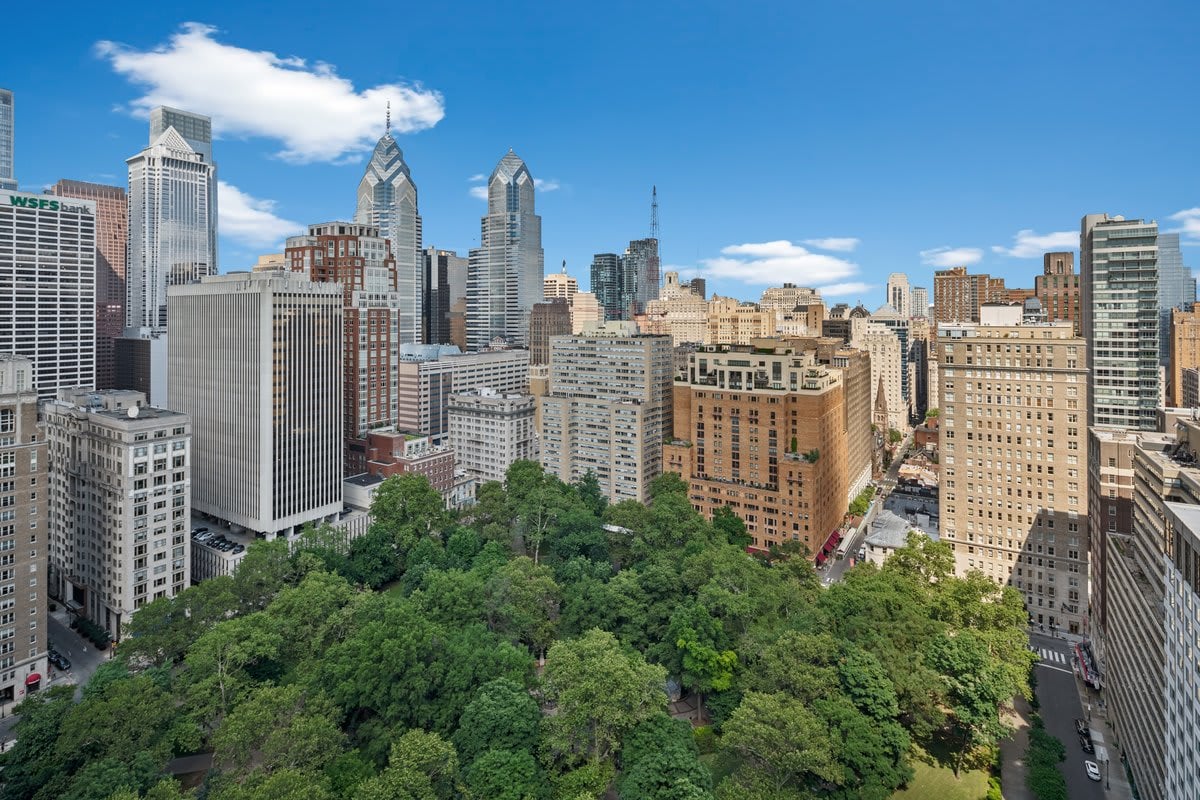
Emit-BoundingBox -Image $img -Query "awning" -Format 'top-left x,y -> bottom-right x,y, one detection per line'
25,673 -> 40,685
815,552 -> 828,565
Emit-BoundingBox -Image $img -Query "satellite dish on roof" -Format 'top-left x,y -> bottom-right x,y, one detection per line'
127,406 -> 139,419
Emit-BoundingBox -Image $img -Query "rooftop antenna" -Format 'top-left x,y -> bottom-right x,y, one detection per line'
561,259 -> 567,274
385,101 -> 391,136
650,186 -> 659,241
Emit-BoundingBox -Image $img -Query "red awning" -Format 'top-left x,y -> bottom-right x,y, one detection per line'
25,673 -> 40,685
815,552 -> 828,565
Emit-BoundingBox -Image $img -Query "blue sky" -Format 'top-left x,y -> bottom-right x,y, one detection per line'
8,0 -> 1200,305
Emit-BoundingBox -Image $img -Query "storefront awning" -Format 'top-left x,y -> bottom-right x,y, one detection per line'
25,673 -> 40,685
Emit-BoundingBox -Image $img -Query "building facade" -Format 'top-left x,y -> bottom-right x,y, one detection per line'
448,388 -> 539,485
759,283 -> 822,313
0,89 -> 13,190
51,181 -> 127,390
540,324 -> 672,502
938,314 -> 1088,633
1157,233 -> 1195,367
886,272 -> 911,318
625,237 -> 660,315
423,248 -> 459,346
466,150 -> 544,350
569,292 -> 602,335
933,266 -> 1006,323
1081,214 -> 1161,430
858,323 -> 904,432
354,122 -> 422,344
910,286 -> 929,319
529,298 -> 571,366
590,252 -> 630,321
665,342 -> 855,556
1033,251 -> 1081,334
706,297 -> 776,345
168,272 -> 343,538
1169,303 -> 1200,408
0,189 -> 96,399
286,222 -> 403,475
45,389 -> 190,641
126,108 -> 217,334
0,356 -> 46,712
544,264 -> 578,301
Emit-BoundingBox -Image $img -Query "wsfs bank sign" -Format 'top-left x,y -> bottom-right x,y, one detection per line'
4,193 -> 93,215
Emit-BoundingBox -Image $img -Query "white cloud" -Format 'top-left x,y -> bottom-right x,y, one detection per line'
96,23 -> 444,163
817,281 -> 874,297
802,237 -> 860,252
1170,208 -> 1200,242
920,246 -> 983,267
991,229 -> 1077,258
694,240 -> 859,286
467,174 -> 486,183
469,185 -> 489,201
533,178 -> 560,192
218,181 -> 300,248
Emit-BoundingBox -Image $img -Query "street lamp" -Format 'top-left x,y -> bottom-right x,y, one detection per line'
1105,757 -> 1110,789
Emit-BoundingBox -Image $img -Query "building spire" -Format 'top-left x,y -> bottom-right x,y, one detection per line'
562,259 -> 567,274
385,101 -> 391,136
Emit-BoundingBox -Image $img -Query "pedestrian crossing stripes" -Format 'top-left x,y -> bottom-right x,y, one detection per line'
1035,647 -> 1068,665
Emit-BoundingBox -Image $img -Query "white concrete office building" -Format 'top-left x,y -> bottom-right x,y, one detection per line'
168,272 -> 343,539
448,388 -> 538,484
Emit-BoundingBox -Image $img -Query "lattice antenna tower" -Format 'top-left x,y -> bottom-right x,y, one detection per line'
650,185 -> 659,241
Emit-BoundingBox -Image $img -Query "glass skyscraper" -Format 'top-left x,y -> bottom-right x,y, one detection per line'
126,107 -> 217,333
466,150 -> 544,350
353,120 -> 422,344
1157,232 -> 1195,365
1081,213 -> 1161,430
0,88 -> 15,190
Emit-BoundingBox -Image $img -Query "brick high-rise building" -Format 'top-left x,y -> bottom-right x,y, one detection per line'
1170,303 -> 1200,408
666,340 -> 864,557
938,309 -> 1088,633
933,266 -> 1006,323
51,181 -> 126,389
1034,251 -> 1080,334
529,298 -> 571,366
0,355 -> 47,713
287,222 -> 404,475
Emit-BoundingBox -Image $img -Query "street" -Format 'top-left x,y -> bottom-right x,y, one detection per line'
1028,632 -> 1113,800
822,438 -> 910,585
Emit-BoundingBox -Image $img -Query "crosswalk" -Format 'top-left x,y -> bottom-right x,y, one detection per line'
1034,647 -> 1069,665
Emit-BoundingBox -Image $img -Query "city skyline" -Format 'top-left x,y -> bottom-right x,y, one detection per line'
4,3 -> 1198,305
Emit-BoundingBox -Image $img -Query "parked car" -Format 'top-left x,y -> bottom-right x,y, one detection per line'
1079,734 -> 1094,754
1085,760 -> 1101,782
231,545 -> 245,555
1074,718 -> 1089,736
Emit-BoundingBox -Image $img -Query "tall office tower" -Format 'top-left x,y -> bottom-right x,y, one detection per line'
423,248 -> 454,345
1170,303 -> 1200,406
1034,251 -> 1081,334
0,356 -> 47,713
664,340 -> 862,556
127,107 -> 217,334
759,283 -> 822,313
168,273 -> 343,538
857,323 -> 904,432
1081,214 -> 1161,430
448,388 -> 539,484
569,292 -> 601,335
938,307 -> 1088,633
540,323 -> 672,502
907,318 -> 931,418
45,388 -> 191,641
1097,415 -> 1200,800
51,181 -> 127,389
932,266 -> 1006,323
625,237 -> 660,315
0,188 -> 96,399
544,262 -> 578,301
354,118 -> 422,344
286,222 -> 403,474
466,150 -> 543,350
886,272 -> 911,318
529,298 -> 571,365
0,89 -> 14,190
684,277 -> 706,300
910,286 -> 929,319
869,303 -> 913,424
396,345 -> 531,445
590,252 -> 631,321
705,296 -> 776,345
1157,233 -> 1194,365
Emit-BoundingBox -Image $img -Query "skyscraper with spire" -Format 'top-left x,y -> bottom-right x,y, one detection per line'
354,104 -> 422,343
467,149 -> 544,350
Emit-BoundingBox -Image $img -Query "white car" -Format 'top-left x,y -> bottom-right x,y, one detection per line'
1085,760 -> 1101,782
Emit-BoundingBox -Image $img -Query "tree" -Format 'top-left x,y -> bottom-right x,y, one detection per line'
617,713 -> 713,800
711,507 -> 750,548
357,731 -> 461,800
485,556 -> 561,655
883,532 -> 955,585
888,428 -> 902,445
121,575 -> 240,667
506,461 -> 570,563
213,684 -> 344,780
344,527 -> 402,589
182,614 -> 282,727
372,473 -> 448,540
543,629 -> 667,764
467,749 -> 548,800
233,539 -> 301,612
720,692 -> 841,793
0,686 -> 77,800
452,678 -> 542,764
574,470 -> 607,518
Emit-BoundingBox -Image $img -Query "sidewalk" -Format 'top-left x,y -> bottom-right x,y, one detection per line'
1074,677 -> 1133,799
999,694 -> 1034,800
